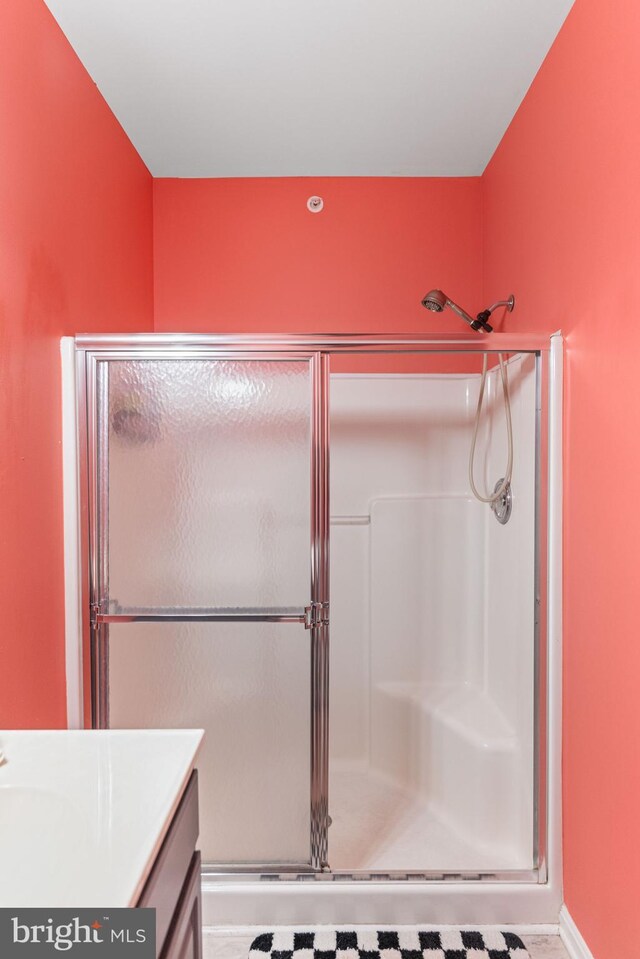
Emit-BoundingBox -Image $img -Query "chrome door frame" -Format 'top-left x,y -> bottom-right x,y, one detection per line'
75,332 -> 553,884
75,332 -> 550,352
78,345 -> 330,872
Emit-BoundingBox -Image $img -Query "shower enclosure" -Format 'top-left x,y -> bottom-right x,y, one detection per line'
69,332 -> 560,900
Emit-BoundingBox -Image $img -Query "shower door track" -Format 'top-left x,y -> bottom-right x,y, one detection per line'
76,332 -> 550,353
200,868 -> 541,883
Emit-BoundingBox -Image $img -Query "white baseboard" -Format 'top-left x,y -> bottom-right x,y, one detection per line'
559,907 -> 595,959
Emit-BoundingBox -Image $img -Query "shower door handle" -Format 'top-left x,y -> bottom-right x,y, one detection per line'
93,606 -> 309,625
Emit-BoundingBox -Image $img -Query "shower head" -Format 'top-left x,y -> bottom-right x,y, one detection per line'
421,289 -> 447,313
421,289 -> 481,329
420,289 -> 515,333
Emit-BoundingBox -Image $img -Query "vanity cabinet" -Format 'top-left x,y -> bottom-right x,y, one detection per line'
138,770 -> 202,959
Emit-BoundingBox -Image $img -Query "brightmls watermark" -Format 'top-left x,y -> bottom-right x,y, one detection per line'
0,909 -> 155,957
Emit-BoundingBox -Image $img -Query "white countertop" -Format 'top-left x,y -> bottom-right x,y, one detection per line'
0,729 -> 203,907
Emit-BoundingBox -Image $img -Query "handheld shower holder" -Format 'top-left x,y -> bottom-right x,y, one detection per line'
491,478 -> 513,525
473,295 -> 515,333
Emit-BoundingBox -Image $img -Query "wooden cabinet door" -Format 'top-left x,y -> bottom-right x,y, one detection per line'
160,851 -> 202,959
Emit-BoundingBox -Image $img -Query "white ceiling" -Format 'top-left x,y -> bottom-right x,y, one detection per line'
43,0 -> 574,178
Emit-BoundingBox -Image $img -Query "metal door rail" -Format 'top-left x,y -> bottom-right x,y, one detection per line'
94,609 -> 307,625
75,332 -> 550,353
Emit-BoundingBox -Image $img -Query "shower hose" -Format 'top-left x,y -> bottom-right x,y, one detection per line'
469,353 -> 513,504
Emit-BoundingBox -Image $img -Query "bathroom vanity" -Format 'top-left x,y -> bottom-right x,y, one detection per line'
0,729 -> 204,959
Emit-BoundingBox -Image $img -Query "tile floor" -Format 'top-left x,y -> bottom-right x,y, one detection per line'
520,936 -> 570,958
202,931 -> 570,959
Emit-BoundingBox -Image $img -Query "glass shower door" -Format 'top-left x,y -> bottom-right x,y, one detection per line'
86,352 -> 329,870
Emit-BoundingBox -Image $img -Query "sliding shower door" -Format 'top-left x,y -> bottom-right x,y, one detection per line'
327,350 -> 541,877
84,351 -> 329,870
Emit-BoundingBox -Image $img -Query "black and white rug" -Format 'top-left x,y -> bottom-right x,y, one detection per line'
249,930 -> 530,959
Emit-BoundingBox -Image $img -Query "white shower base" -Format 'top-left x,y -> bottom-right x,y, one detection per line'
201,871 -> 562,929
329,761 -> 525,873
328,675 -> 530,874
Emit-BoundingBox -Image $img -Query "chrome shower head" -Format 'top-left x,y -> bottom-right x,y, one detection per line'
421,289 -> 447,313
421,288 -> 515,333
421,288 -> 478,328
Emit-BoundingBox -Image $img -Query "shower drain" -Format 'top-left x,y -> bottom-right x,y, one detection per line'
491,478 -> 512,525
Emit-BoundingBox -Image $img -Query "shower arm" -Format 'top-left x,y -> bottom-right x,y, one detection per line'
475,295 -> 516,332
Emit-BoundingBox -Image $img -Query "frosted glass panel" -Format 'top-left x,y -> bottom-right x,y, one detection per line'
108,622 -> 311,864
100,359 -> 311,611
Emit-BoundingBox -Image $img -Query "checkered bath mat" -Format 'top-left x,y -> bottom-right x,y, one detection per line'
249,930 -> 529,959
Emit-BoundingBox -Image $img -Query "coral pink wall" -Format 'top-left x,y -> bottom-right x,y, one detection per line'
7,2 -> 635,944
0,0 -> 153,728
482,0 -> 640,954
153,177 -> 482,339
